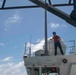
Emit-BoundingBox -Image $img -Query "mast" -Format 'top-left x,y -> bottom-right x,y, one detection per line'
44,0 -> 49,55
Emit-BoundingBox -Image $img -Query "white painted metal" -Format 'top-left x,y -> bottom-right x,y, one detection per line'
23,40 -> 76,75
23,55 -> 76,75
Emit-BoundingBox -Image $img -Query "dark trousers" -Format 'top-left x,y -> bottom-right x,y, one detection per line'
54,42 -> 64,55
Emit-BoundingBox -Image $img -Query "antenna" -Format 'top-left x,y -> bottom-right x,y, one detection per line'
29,35 -> 32,57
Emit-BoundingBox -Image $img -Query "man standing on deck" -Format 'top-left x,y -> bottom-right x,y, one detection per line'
50,32 -> 64,55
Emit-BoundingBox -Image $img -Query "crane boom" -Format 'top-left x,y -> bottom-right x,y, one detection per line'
29,0 -> 76,27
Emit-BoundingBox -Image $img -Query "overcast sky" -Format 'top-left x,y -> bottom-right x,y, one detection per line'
0,0 -> 76,75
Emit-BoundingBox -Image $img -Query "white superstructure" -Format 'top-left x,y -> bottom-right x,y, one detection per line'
23,40 -> 76,75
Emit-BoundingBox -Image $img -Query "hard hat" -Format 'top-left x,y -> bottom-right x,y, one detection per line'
52,32 -> 56,35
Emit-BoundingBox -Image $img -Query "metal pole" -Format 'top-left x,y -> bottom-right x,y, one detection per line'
45,65 -> 47,74
44,0 -> 48,55
2,0 -> 6,8
29,35 -> 32,57
75,40 -> 76,54
48,0 -> 52,5
68,0 -> 71,4
24,43 -> 27,54
73,0 -> 76,13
